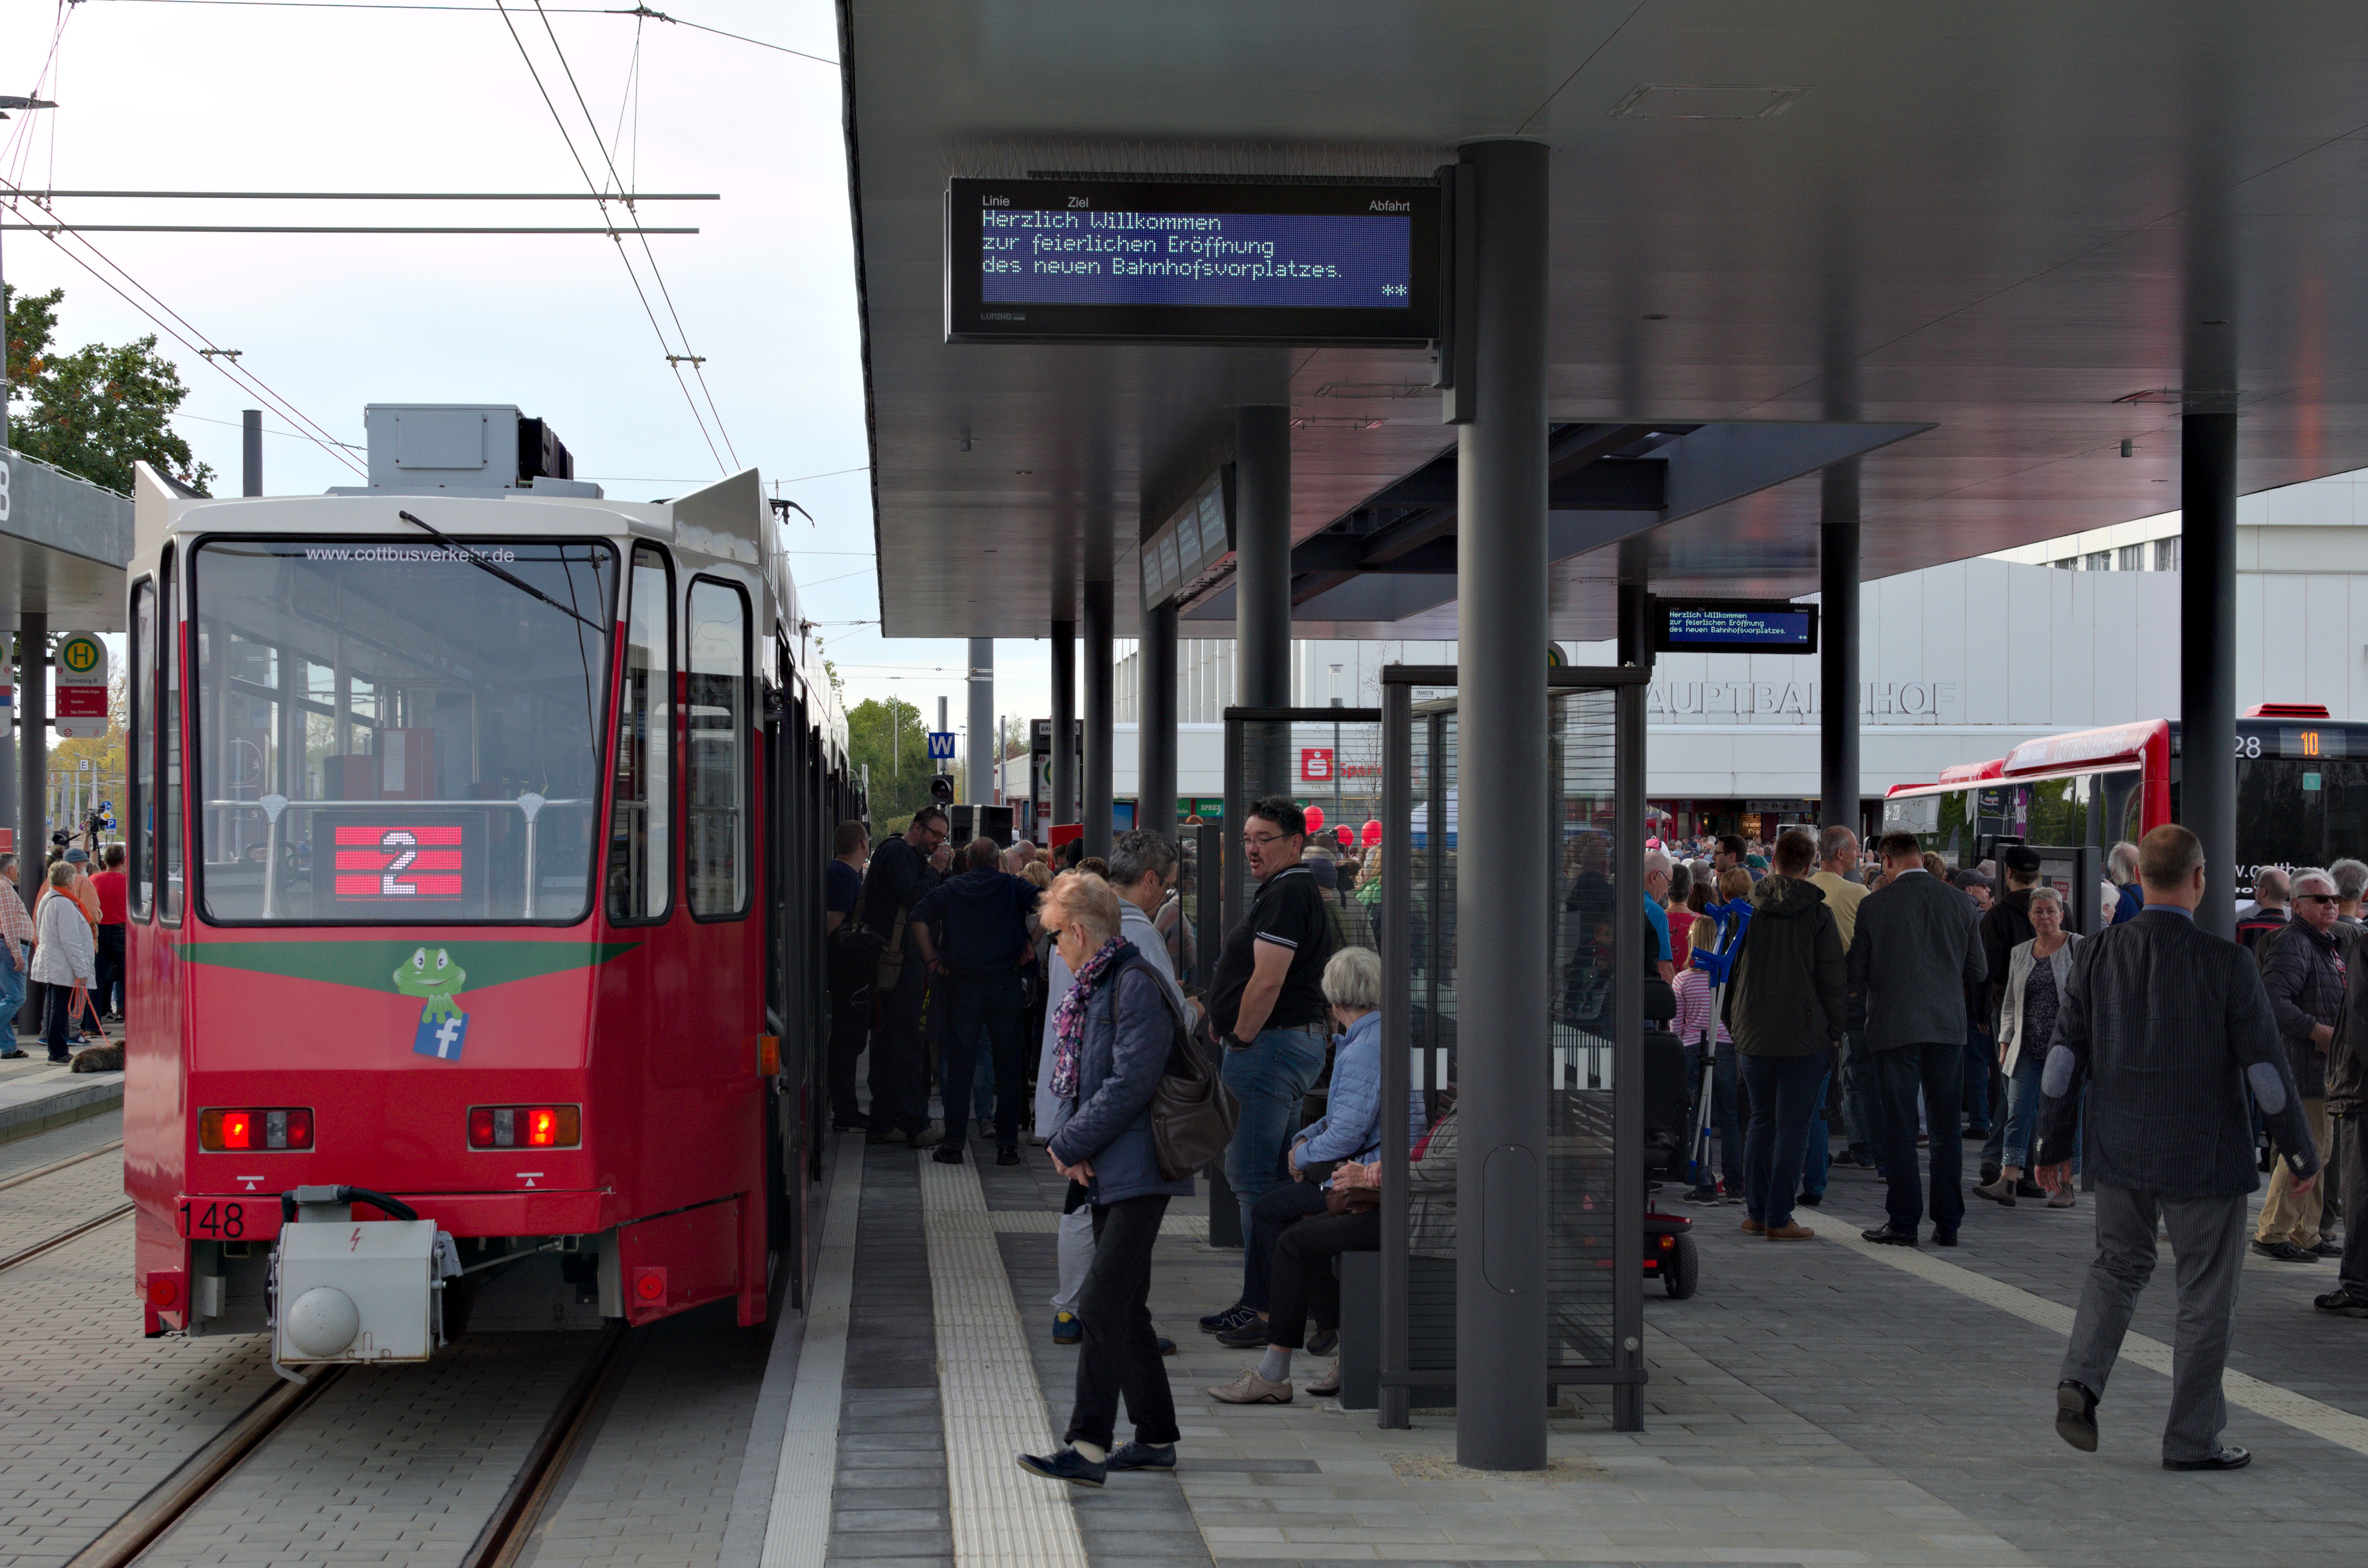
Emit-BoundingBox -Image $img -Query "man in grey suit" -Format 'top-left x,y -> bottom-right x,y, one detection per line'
2038,825 -> 2321,1472
1847,830 -> 1988,1245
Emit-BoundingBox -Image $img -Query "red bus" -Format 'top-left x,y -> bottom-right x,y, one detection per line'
1882,704 -> 2368,898
124,459 -> 855,1363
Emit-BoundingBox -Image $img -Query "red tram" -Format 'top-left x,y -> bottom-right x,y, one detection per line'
123,420 -> 854,1363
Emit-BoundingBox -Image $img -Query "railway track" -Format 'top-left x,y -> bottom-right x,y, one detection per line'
0,1139 -> 135,1276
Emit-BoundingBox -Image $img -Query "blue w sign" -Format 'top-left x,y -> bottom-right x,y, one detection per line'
927,731 -> 956,761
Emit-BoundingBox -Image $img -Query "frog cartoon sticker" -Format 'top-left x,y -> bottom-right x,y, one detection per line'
396,946 -> 470,1060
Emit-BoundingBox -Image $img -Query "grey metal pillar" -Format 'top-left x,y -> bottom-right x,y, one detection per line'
1819,460 -> 1861,837
1139,598 -> 1179,836
2182,408 -> 2239,940
1452,137 -> 1550,1472
1082,579 -> 1114,859
242,410 -> 264,496
1050,621 -> 1077,830
18,612 -> 44,915
1233,406 -> 1293,711
966,638 -> 994,807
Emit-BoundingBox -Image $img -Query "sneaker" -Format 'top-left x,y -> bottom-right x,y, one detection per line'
2055,1380 -> 2099,1453
1304,1360 -> 1342,1397
1795,1192 -> 1823,1208
0,1050 -> 25,1061
1205,1370 -> 1291,1405
866,1126 -> 903,1146
1200,1303 -> 1256,1335
2251,1238 -> 2315,1263
2313,1283 -> 2368,1317
2164,1445 -> 2250,1472
978,1117 -> 994,1140
932,1143 -> 965,1165
1306,1326 -> 1339,1356
46,1052 -> 70,1064
1215,1318 -> 1269,1348
1016,1447 -> 1106,1487
1682,1186 -> 1723,1206
997,1145 -> 1021,1166
2308,1238 -> 2343,1258
1157,1336 -> 1177,1356
1107,1441 -> 1176,1471
1053,1310 -> 1081,1344
909,1127 -> 944,1150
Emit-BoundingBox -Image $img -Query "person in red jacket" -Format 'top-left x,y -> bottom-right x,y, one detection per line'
88,843 -> 128,1022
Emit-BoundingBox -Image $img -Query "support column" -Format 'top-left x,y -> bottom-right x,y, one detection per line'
1138,598 -> 1178,837
966,638 -> 994,809
1050,621 -> 1077,832
1819,460 -> 1862,839
18,612 -> 45,916
1233,406 -> 1293,712
2182,408 -> 2239,940
242,409 -> 264,497
1452,137 -> 1550,1472
1082,579 -> 1114,859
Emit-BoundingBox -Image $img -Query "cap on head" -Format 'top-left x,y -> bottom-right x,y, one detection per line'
63,848 -> 88,864
2002,844 -> 2043,876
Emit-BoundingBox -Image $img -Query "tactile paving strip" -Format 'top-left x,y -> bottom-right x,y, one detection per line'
759,1135 -> 864,1568
920,1154 -> 1091,1568
1825,1223 -> 2368,1459
929,1207 -> 1210,1244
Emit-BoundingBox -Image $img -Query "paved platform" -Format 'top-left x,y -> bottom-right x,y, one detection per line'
0,1050 -> 123,1145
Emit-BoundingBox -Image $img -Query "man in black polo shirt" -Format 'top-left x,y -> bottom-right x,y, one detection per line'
862,806 -> 952,1147
1199,796 -> 1337,1338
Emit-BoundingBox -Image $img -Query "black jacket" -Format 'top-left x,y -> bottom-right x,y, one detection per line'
2258,920 -> 2342,1099
1720,874 -> 1846,1057
859,835 -> 940,942
1980,888 -> 2036,1012
2034,909 -> 2320,1195
2326,925 -> 2368,1117
1849,871 -> 1988,1050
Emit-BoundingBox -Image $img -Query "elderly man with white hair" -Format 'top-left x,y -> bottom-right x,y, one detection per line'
2252,868 -> 2346,1263
1643,847 -> 1676,984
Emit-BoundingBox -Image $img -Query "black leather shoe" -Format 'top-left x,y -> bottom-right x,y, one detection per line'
1307,1326 -> 1339,1356
1795,1192 -> 1823,1208
2164,1445 -> 2249,1472
1862,1225 -> 1919,1246
2251,1238 -> 2315,1263
1931,1230 -> 1959,1247
932,1143 -> 965,1164
1106,1441 -> 1176,1472
2055,1380 -> 2099,1453
1016,1447 -> 1106,1487
2307,1238 -> 2342,1257
997,1145 -> 1021,1166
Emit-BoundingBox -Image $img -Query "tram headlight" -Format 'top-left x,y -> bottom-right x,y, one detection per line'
466,1104 -> 581,1150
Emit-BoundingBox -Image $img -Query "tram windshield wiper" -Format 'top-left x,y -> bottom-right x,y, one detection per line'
396,509 -> 605,632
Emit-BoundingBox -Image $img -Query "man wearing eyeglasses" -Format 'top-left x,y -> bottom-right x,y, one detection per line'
1197,796 -> 1337,1340
2253,869 -> 2345,1263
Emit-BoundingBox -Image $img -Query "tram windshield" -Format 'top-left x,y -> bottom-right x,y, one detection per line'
190,537 -> 617,923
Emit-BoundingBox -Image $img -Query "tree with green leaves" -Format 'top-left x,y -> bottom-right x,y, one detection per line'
5,283 -> 216,495
847,695 -> 942,833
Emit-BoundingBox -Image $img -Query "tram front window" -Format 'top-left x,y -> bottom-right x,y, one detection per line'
190,537 -> 617,924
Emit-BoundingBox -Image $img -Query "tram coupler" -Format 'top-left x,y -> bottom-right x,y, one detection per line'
270,1187 -> 461,1373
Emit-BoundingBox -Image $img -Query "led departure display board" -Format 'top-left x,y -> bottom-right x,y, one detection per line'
1651,599 -> 1821,655
946,178 -> 1439,345
328,819 -> 478,911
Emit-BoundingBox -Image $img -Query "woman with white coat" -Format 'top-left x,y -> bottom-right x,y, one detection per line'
32,860 -> 95,1064
1973,885 -> 2079,1208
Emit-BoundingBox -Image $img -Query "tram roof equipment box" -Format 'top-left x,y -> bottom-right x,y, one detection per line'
332,404 -> 601,499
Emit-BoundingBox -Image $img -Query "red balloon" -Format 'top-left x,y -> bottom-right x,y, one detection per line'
1304,806 -> 1326,834
1361,819 -> 1383,847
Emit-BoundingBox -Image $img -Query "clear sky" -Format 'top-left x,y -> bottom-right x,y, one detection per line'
0,0 -> 1054,748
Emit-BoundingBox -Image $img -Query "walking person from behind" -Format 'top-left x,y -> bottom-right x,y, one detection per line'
822,820 -> 872,1131
1200,797 -> 1336,1339
860,807 -> 952,1148
2251,869 -> 2345,1262
89,844 -> 128,1022
1017,873 -> 1189,1487
1720,829 -> 1846,1240
910,837 -> 1042,1164
31,861 -> 94,1065
2041,825 -> 2321,1470
1849,830 -> 1988,1246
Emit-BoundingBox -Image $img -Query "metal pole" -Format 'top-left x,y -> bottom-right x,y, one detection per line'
966,638 -> 993,806
1050,621 -> 1077,829
1139,598 -> 1178,835
1233,406 -> 1293,804
1819,461 -> 1861,838
1082,577 -> 1114,858
1452,137 -> 1551,1472
242,409 -> 264,496
2182,407 -> 2239,939
1379,675 -> 1413,1430
1612,677 -> 1647,1432
19,613 -> 46,914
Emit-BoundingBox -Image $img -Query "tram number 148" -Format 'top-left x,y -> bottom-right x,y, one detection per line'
181,1200 -> 246,1239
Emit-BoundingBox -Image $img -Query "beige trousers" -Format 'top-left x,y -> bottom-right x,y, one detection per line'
2256,1095 -> 2330,1246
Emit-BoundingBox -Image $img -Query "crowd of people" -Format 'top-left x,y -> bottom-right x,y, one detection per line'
0,837 -> 126,1064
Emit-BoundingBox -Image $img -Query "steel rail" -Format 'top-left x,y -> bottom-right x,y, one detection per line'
0,1203 -> 134,1274
459,1321 -> 639,1568
0,1137 -> 125,1194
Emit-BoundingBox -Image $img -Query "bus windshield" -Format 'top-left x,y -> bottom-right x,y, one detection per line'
190,537 -> 617,924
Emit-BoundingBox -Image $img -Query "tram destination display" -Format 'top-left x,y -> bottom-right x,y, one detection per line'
1651,598 -> 1820,656
946,177 -> 1439,345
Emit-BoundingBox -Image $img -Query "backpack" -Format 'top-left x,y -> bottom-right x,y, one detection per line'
1121,955 -> 1240,1182
828,858 -> 899,1006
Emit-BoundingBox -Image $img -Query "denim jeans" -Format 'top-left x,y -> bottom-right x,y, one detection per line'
1997,1046 -> 2047,1169
43,980 -> 78,1059
0,944 -> 22,1042
940,968 -> 1027,1145
1740,1052 -> 1830,1230
1066,1194 -> 1179,1451
1220,1023 -> 1328,1251
1869,1040 -> 1966,1235
1962,1021 -> 1995,1134
1797,1068 -> 1832,1199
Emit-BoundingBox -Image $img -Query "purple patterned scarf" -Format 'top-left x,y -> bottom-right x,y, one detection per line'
1050,936 -> 1128,1101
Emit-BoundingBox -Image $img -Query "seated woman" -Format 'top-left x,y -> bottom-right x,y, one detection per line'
1213,946 -> 1417,1350
1208,1095 -> 1458,1403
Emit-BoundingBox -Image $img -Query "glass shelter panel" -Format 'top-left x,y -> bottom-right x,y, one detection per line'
189,538 -> 615,924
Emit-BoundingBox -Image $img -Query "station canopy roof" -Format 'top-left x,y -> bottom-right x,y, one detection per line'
841,2 -> 2368,641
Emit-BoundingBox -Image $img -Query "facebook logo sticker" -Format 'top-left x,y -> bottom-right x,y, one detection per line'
414,1012 -> 468,1061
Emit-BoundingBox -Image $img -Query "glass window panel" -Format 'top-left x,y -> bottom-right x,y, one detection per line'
162,553 -> 184,923
190,538 -> 615,923
606,547 -> 673,922
132,580 -> 157,919
686,578 -> 749,918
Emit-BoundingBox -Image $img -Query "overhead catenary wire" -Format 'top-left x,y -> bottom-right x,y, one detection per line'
85,0 -> 840,63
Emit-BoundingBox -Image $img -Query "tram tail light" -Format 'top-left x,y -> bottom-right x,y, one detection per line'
198,1107 -> 315,1151
467,1105 -> 581,1149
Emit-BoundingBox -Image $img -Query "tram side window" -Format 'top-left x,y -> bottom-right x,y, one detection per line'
686,579 -> 749,918
607,546 -> 673,922
161,553 -> 185,922
131,579 -> 157,919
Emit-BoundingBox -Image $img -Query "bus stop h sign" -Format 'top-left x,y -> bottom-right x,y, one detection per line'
55,630 -> 108,739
